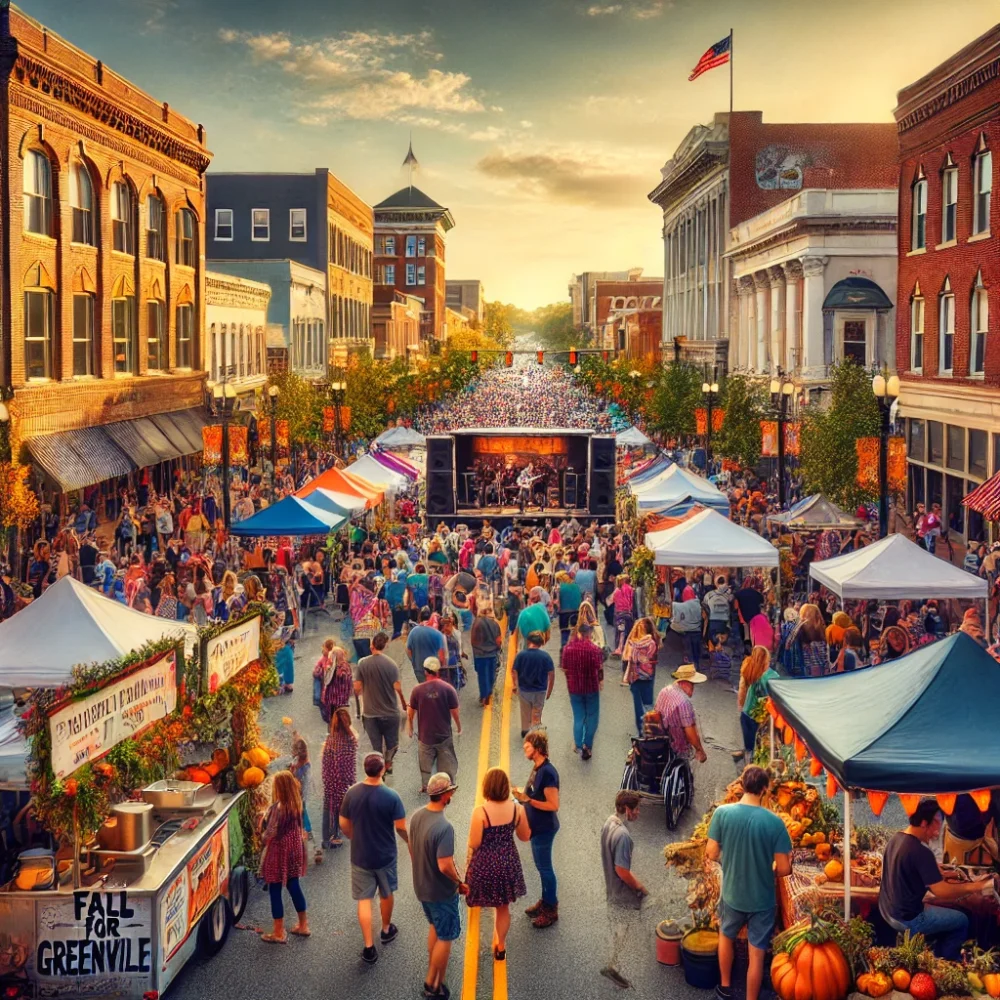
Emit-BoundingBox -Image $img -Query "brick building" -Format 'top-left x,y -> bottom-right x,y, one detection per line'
0,4 -> 212,511
568,268 -> 643,338
446,279 -> 485,323
592,279 -> 663,359
373,181 -> 454,349
894,24 -> 1000,544
371,287 -> 421,360
649,111 -> 898,374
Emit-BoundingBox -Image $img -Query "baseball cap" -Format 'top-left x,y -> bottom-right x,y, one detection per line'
423,655 -> 442,674
673,663 -> 708,684
427,772 -> 458,796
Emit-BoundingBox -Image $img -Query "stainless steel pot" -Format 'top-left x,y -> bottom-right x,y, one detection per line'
141,780 -> 217,812
111,802 -> 154,852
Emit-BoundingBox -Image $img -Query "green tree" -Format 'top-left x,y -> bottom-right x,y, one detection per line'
267,370 -> 321,444
482,301 -> 515,347
715,372 -> 766,469
646,362 -> 702,440
799,360 -> 880,508
533,302 -> 589,354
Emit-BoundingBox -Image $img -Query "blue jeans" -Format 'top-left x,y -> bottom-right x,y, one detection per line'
569,691 -> 600,749
888,905 -> 968,961
531,830 -> 558,905
268,877 -> 307,920
740,712 -> 759,754
630,678 -> 654,735
474,655 -> 498,700
685,631 -> 702,666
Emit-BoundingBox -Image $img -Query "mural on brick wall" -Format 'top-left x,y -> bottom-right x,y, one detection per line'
755,146 -> 813,190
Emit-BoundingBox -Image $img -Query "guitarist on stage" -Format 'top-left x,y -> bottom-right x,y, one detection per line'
517,462 -> 538,513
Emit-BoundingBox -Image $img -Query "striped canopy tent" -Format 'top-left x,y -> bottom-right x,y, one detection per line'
296,467 -> 383,508
374,450 -> 420,480
341,469 -> 386,504
964,472 -> 1000,520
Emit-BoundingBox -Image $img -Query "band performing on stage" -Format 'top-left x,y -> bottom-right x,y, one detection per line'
469,456 -> 572,512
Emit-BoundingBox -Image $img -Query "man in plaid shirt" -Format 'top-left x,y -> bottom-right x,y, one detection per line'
560,622 -> 604,759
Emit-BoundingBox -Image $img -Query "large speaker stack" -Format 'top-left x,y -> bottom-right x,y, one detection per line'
425,436 -> 456,517
588,436 -> 616,517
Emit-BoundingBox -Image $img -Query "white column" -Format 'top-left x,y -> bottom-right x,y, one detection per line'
754,272 -> 769,373
783,261 -> 802,374
768,267 -> 786,375
800,256 -> 829,380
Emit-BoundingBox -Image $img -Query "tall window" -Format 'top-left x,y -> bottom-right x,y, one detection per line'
215,208 -> 233,241
385,236 -> 396,255
939,277 -> 954,375
251,209 -> 269,241
405,235 -> 417,257
112,295 -> 136,373
146,194 -> 166,261
147,300 -> 167,370
290,209 -> 307,241
417,236 -> 426,256
24,289 -> 54,379
176,209 -> 196,266
911,286 -> 925,371
406,263 -> 416,285
176,304 -> 194,369
941,161 -> 958,243
842,319 -> 867,364
72,293 -> 95,376
112,182 -> 134,254
384,264 -> 395,285
971,273 -> 989,376
417,265 -> 426,285
911,174 -> 927,251
70,163 -> 95,245
23,150 -> 52,236
974,145 -> 993,236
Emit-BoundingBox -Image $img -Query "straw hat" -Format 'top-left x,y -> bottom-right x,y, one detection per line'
672,663 -> 707,684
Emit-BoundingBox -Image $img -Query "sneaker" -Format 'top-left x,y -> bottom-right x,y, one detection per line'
361,945 -> 378,964
601,967 -> 632,989
581,747 -> 592,761
716,986 -> 734,1000
380,923 -> 398,944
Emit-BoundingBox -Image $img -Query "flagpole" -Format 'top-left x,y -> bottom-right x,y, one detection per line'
729,28 -> 734,114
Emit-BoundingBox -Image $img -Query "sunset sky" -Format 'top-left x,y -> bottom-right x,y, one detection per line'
23,0 -> 1000,309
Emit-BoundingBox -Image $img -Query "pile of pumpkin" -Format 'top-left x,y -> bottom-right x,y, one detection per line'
177,748 -> 231,786
770,919 -> 852,1000
234,744 -> 278,789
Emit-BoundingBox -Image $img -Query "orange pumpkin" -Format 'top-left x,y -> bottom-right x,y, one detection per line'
856,973 -> 873,995
239,766 -> 265,788
212,748 -> 230,770
202,761 -> 221,778
771,940 -> 851,1000
866,972 -> 892,998
245,747 -> 271,770
815,843 -> 832,862
824,859 -> 844,882
891,969 -> 911,991
186,767 -> 212,785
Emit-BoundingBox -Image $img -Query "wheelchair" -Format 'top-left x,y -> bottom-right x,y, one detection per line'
619,734 -> 693,831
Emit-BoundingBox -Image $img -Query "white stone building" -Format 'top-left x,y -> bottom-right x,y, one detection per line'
205,271 -> 271,400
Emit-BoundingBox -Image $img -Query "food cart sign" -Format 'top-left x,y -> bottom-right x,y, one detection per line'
203,615 -> 261,694
48,651 -> 178,780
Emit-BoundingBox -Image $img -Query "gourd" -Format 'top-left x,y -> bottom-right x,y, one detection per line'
245,747 -> 271,770
771,940 -> 851,1000
186,766 -> 212,784
815,843 -> 832,862
239,766 -> 265,788
823,859 -> 843,882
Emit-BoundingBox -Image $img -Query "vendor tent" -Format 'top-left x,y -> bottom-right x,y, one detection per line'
616,427 -> 652,448
634,465 -> 730,515
0,711 -> 28,788
768,633 -> 1000,793
375,426 -> 426,448
624,454 -> 671,483
296,467 -> 382,508
347,454 -> 409,491
0,576 -> 198,689
340,468 -> 385,503
373,450 -> 420,480
644,507 -> 779,567
230,495 -> 346,537
808,532 -> 987,600
303,489 -> 355,521
768,494 -> 864,530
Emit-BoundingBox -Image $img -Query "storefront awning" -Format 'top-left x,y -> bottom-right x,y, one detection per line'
26,407 -> 209,492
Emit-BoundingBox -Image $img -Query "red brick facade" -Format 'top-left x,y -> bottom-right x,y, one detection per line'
593,279 -> 663,359
0,5 -> 211,444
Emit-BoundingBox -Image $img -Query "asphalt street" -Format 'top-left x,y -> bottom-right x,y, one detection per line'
168,614 -> 756,1000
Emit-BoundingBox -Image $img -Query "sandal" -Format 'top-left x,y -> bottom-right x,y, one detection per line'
290,927 -> 311,937
261,933 -> 287,944
493,946 -> 506,961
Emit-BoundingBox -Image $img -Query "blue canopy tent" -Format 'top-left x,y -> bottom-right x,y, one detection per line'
230,495 -> 347,537
768,632 -> 1000,914
303,488 -> 356,521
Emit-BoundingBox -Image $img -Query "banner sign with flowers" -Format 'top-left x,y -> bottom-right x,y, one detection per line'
855,436 -> 906,493
201,426 -> 222,465
228,426 -> 249,467
203,615 -> 261,694
760,421 -> 801,457
258,418 -> 271,450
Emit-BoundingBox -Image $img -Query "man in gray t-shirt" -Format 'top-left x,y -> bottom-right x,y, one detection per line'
409,773 -> 466,997
599,791 -> 647,990
354,632 -> 407,771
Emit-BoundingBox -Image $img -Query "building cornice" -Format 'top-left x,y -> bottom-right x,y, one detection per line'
726,215 -> 898,259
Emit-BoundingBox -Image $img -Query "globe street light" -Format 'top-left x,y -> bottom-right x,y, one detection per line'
267,383 -> 280,498
769,375 -> 795,510
872,371 -> 901,537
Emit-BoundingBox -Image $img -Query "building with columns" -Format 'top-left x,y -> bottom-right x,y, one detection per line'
649,112 -> 898,375
726,188 -> 898,395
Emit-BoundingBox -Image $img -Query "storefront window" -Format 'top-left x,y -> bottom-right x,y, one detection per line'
967,498 -> 985,545
947,425 -> 965,472
908,464 -> 925,509
970,429 -> 988,479
926,468 -> 943,509
908,419 -> 925,463
946,475 -> 965,533
928,421 -> 943,465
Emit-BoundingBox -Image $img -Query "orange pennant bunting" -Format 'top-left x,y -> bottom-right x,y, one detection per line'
826,773 -> 839,799
794,737 -> 807,762
971,789 -> 993,812
782,725 -> 794,746
765,698 -> 777,720
867,791 -> 890,817
936,793 -> 957,815
809,757 -> 824,778
898,794 -> 921,817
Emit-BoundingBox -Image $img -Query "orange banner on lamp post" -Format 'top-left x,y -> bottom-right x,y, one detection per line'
695,409 -> 707,435
229,426 -> 249,467
856,436 -> 907,493
201,425 -> 222,465
258,417 -> 271,450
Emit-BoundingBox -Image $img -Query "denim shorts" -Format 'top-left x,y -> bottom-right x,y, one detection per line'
421,896 -> 462,942
718,900 -> 776,950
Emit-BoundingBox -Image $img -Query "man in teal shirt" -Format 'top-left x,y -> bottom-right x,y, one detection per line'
517,588 -> 552,645
706,766 -> 791,1000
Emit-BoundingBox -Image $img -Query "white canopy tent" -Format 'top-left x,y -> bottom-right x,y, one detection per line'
634,464 -> 730,513
312,486 -> 367,514
616,427 -> 652,448
808,533 -> 988,602
375,426 -> 426,448
0,576 -> 198,689
645,508 -> 779,568
0,712 -> 28,788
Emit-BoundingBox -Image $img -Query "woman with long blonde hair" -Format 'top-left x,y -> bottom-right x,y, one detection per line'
623,618 -> 660,734
736,645 -> 778,760
788,603 -> 828,677
260,770 -> 309,943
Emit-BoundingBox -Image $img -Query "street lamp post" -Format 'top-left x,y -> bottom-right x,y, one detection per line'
212,382 -> 237,530
330,380 -> 346,459
267,383 -> 280,498
769,375 -> 795,511
701,369 -> 719,470
872,372 -> 901,538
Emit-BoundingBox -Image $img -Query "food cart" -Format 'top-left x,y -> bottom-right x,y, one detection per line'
0,604 -> 279,998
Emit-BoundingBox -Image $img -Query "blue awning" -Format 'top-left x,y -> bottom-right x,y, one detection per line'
230,496 -> 347,537
769,633 -> 1000,793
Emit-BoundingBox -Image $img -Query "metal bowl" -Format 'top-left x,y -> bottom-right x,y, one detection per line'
142,780 -> 217,812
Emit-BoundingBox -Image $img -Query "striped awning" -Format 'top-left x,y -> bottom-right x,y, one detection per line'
26,407 -> 209,493
963,472 -> 1000,520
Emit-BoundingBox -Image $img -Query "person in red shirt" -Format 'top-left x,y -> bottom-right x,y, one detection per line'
560,623 -> 604,759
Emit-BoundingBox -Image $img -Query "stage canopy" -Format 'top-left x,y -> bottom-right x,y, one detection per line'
0,576 -> 197,689
297,467 -> 382,508
644,507 -> 779,568
634,465 -> 730,514
616,427 -> 652,448
230,495 -> 347,537
768,633 -> 1000,793
375,426 -> 426,448
769,494 -> 864,530
808,533 -> 987,600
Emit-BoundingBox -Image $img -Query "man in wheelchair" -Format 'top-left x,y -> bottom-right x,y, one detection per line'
628,713 -> 674,794
654,663 -> 708,764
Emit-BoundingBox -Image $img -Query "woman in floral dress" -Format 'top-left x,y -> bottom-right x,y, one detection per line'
321,707 -> 358,848
260,770 -> 309,943
466,767 -> 530,961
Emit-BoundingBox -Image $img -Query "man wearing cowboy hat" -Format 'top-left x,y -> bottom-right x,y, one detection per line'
654,664 -> 708,763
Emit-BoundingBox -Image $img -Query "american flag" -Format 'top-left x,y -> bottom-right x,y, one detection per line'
689,35 -> 731,82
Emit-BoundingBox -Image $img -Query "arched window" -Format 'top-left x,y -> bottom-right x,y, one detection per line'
941,154 -> 958,243
23,150 -> 52,236
176,285 -> 194,369
146,194 -> 166,261
911,168 -> 927,251
176,208 -> 196,267
971,271 -> 989,377
70,162 -> 95,245
112,181 -> 135,254
974,135 -> 992,236
939,277 -> 954,375
910,281 -> 924,373
24,262 -> 55,379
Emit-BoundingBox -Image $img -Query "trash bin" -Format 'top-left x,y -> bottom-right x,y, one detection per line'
656,920 -> 684,966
